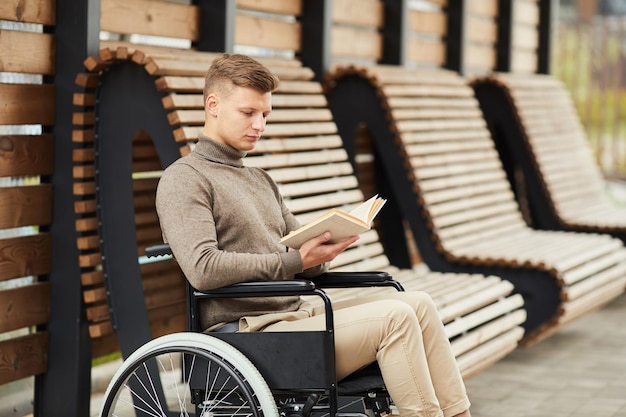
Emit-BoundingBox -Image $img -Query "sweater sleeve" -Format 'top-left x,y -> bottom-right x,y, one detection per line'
156,163 -> 305,290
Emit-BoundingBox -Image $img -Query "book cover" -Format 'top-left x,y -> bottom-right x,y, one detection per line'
280,195 -> 387,249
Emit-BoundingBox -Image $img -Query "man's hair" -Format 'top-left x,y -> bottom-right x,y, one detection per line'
204,53 -> 280,102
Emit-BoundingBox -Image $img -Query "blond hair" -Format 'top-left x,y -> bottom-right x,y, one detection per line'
204,53 -> 280,103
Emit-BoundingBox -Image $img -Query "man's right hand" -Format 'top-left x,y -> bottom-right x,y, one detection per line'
297,232 -> 359,270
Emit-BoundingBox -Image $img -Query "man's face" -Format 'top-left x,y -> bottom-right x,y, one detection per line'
206,85 -> 272,152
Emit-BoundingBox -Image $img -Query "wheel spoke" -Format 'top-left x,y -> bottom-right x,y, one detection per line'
101,334 -> 278,417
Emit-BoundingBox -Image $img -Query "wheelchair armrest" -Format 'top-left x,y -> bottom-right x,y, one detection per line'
193,280 -> 317,299
306,271 -> 404,291
192,280 -> 336,332
145,243 -> 172,258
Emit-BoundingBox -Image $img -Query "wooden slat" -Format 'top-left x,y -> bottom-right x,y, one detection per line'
246,148 -> 348,169
511,50 -> 538,73
278,176 -> 358,198
234,13 -> 301,52
467,0 -> 498,17
514,0 -> 540,25
465,44 -> 496,70
0,332 -> 48,385
408,9 -> 447,36
236,0 -> 302,15
333,0 -> 383,28
250,135 -> 343,154
0,282 -> 50,333
331,26 -> 382,60
0,83 -> 55,125
0,185 -> 52,228
407,38 -> 446,66
265,161 -> 354,184
0,0 -> 55,25
100,0 -> 200,41
0,30 -> 55,75
0,134 -> 54,177
466,16 -> 497,44
512,24 -> 539,50
0,234 -> 51,281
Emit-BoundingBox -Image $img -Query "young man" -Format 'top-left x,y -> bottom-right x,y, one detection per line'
156,53 -> 471,417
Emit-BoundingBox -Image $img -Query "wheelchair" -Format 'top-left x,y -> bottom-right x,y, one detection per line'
99,244 -> 405,417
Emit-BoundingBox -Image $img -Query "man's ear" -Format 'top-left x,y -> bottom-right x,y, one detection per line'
205,94 -> 219,117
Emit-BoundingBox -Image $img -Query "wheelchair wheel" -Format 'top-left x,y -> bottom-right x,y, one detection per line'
100,332 -> 278,417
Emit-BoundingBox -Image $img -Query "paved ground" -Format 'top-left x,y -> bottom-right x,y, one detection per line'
85,292 -> 626,417
464,292 -> 626,417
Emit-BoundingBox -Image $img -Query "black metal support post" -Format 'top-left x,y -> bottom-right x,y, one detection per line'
35,0 -> 100,416
192,0 -> 236,53
538,0 -> 558,73
299,0 -> 332,81
445,0 -> 467,74
381,0 -> 409,66
496,0 -> 514,72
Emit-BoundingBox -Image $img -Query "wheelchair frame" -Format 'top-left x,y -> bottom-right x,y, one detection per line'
99,244 -> 404,417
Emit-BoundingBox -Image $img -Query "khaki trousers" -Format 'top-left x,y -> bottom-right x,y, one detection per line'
261,291 -> 471,417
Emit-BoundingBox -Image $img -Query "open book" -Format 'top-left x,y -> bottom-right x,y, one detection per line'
280,195 -> 387,249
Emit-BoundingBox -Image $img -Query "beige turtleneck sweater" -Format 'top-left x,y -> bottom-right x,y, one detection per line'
156,135 -> 327,330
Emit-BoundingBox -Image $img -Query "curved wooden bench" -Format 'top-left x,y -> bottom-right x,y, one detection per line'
472,73 -> 626,243
325,64 -> 626,346
72,43 -> 525,378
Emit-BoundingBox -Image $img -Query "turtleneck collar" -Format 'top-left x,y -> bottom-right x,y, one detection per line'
193,134 -> 246,168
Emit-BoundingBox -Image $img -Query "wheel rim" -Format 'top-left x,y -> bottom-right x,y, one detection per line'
102,345 -> 270,417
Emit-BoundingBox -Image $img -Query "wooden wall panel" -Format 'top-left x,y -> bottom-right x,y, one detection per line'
0,0 -> 56,25
406,1 -> 448,68
511,0 -> 539,73
0,30 -> 55,75
407,38 -> 446,67
464,0 -> 498,74
0,135 -> 54,177
0,333 -> 48,385
0,283 -> 50,332
0,185 -> 53,228
466,15 -> 497,44
331,26 -> 382,61
236,0 -> 302,15
409,9 -> 447,37
0,234 -> 51,281
234,14 -> 301,52
333,0 -> 383,28
330,0 -> 383,64
0,0 -> 56,391
101,0 -> 200,41
0,84 -> 55,126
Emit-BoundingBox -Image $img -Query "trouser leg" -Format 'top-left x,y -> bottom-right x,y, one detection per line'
263,291 -> 469,417
329,292 -> 470,417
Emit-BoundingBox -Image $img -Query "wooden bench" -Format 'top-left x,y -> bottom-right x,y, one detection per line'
472,73 -> 626,243
324,64 -> 626,346
73,43 -> 526,378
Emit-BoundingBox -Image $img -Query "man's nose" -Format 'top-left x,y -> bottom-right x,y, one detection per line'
252,114 -> 266,131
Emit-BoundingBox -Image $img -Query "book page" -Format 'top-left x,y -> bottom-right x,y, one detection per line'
349,195 -> 387,225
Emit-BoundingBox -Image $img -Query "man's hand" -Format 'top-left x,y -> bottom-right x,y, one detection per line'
296,232 -> 360,270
